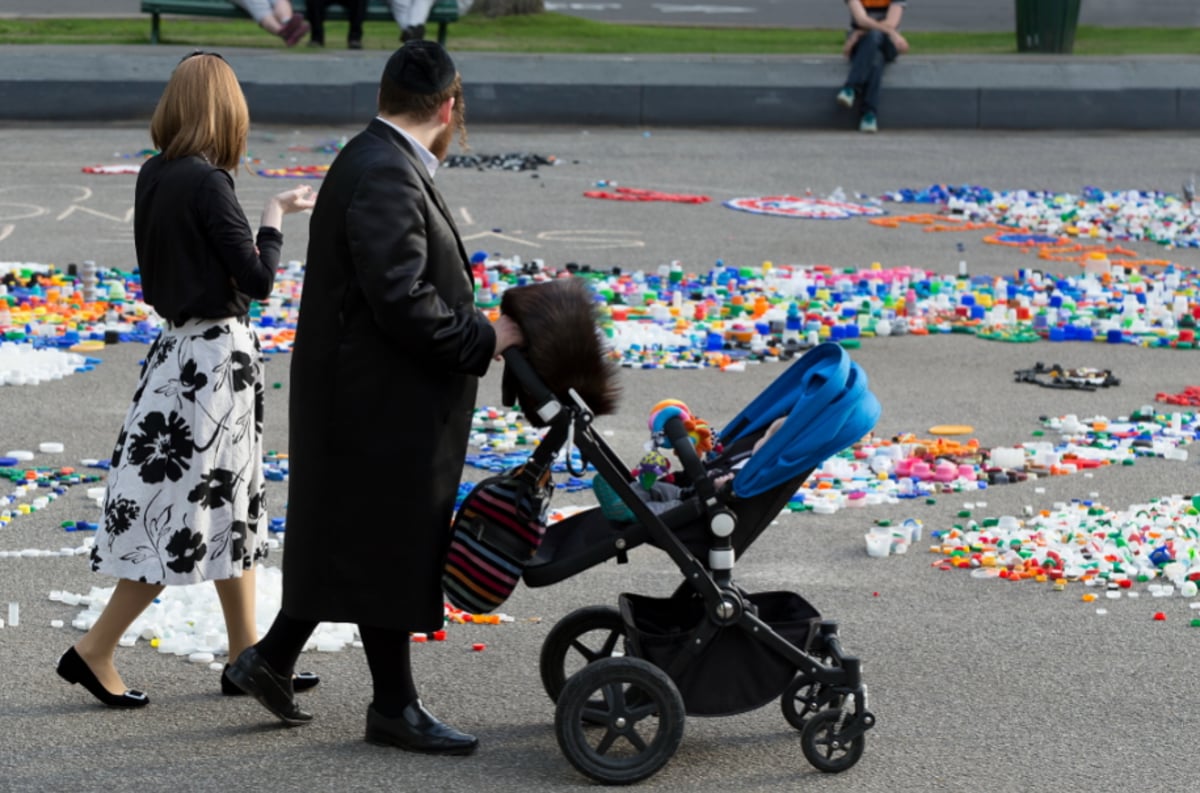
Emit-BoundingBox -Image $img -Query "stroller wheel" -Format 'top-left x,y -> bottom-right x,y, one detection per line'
539,605 -> 626,703
555,657 -> 685,785
781,672 -> 843,731
800,707 -> 865,773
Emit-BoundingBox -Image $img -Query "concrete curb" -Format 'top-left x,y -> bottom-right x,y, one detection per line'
3,46 -> 1199,129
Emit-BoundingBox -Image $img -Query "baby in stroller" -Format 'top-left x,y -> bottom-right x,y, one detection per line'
593,407 -> 787,521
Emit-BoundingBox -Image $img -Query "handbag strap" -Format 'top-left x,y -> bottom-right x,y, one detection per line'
517,417 -> 570,486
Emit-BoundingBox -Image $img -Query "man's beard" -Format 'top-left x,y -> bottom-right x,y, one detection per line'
430,123 -> 454,161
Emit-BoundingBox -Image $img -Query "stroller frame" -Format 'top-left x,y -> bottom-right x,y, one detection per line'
502,348 -> 877,784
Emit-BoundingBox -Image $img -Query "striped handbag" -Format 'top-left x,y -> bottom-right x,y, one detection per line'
443,461 -> 554,614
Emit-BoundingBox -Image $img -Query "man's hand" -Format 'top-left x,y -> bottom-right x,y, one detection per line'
492,314 -> 525,359
889,30 -> 910,54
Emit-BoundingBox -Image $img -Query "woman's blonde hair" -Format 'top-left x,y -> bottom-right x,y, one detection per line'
150,52 -> 249,172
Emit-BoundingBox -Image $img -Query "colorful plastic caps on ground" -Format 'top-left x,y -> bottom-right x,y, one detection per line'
9,238 -> 1200,377
786,406 -> 1199,515
50,565 -> 512,660
471,250 -> 1200,368
883,184 -> 1200,249
0,461 -> 103,535
930,494 -> 1200,607
0,261 -> 304,355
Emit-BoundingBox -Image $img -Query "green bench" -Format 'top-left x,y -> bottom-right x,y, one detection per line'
142,0 -> 459,45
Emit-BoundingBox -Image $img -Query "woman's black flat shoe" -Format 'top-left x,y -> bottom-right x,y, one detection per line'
221,665 -> 319,696
56,647 -> 149,708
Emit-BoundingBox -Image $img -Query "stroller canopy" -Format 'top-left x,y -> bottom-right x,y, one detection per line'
719,342 -> 881,499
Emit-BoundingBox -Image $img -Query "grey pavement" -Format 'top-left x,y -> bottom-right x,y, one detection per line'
4,124 -> 1200,793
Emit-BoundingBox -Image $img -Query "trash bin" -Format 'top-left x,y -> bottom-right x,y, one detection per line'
1015,0 -> 1082,53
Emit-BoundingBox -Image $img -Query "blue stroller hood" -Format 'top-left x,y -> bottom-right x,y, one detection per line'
719,342 -> 881,499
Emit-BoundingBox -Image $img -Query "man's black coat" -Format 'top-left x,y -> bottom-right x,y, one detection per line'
282,118 -> 496,632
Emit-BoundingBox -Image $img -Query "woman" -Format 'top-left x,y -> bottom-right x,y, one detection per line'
56,51 -> 316,708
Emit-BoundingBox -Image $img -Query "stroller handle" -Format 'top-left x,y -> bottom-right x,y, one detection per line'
502,347 -> 563,423
662,413 -> 716,504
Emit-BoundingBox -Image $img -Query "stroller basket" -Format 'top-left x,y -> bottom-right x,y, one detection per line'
619,589 -> 821,717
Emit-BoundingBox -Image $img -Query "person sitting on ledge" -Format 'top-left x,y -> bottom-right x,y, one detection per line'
228,0 -> 312,46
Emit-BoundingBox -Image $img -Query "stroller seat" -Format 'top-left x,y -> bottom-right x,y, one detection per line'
523,464 -> 812,589
523,341 -> 878,589
524,497 -> 708,588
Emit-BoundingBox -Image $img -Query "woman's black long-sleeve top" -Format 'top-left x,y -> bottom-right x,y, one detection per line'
134,154 -> 282,323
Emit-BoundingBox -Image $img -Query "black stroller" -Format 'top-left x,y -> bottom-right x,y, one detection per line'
502,340 -> 881,784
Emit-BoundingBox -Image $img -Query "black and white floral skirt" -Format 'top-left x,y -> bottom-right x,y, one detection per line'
90,316 -> 268,585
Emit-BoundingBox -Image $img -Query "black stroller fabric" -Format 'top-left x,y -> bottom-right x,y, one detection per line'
620,589 -> 822,716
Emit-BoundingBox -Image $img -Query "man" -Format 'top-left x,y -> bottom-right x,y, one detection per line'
835,0 -> 909,133
228,41 -> 524,756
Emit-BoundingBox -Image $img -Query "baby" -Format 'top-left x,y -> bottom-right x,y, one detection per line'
595,416 -> 786,521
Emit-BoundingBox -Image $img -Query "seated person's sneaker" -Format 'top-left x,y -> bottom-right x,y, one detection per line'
836,88 -> 855,108
278,14 -> 312,47
859,112 -> 878,133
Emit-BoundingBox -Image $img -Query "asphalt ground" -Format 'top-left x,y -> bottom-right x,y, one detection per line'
3,126 -> 1200,792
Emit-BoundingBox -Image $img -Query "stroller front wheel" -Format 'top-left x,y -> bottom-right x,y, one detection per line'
800,707 -> 865,773
555,657 -> 685,785
539,605 -> 626,703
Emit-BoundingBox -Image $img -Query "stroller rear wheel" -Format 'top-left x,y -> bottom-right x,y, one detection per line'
800,707 -> 865,773
555,657 -> 685,785
539,605 -> 626,703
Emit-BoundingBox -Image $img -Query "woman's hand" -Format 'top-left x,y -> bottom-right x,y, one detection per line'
260,184 -> 316,230
274,184 -> 317,215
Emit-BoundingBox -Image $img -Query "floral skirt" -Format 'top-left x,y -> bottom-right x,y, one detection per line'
90,316 -> 268,585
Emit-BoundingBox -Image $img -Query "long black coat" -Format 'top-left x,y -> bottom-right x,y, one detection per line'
282,119 -> 496,632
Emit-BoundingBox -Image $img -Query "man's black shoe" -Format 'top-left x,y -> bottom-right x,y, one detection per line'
401,24 -> 426,42
365,701 -> 478,755
226,647 -> 313,726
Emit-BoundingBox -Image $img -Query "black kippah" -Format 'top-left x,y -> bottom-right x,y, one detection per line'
383,40 -> 457,95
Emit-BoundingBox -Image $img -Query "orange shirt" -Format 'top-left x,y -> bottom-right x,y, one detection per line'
848,0 -> 907,29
